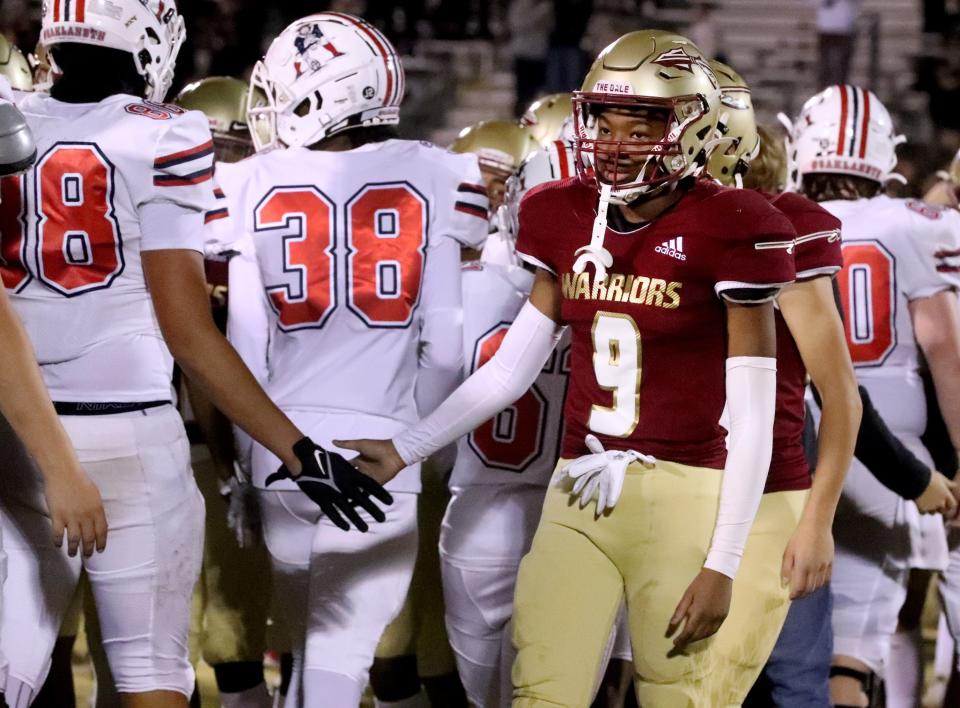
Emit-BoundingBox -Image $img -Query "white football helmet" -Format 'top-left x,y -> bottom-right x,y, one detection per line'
789,85 -> 905,186
40,0 -> 185,102
248,12 -> 404,151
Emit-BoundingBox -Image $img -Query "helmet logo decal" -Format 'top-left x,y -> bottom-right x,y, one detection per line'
651,47 -> 711,76
362,86 -> 375,99
293,23 -> 344,78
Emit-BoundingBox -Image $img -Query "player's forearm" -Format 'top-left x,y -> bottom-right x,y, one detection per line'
0,293 -> 82,481
183,376 -> 237,481
394,300 -> 562,465
805,379 -> 861,525
926,345 -> 960,452
171,326 -> 301,470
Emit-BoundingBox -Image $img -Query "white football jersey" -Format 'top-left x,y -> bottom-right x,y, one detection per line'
220,139 -> 488,490
824,195 -> 960,436
0,89 -> 218,402
449,261 -> 569,488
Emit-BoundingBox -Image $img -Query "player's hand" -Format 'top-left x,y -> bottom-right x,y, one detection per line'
561,435 -> 655,516
44,466 -> 108,558
780,515 -> 833,599
266,437 -> 393,532
333,438 -> 406,487
666,568 -> 731,653
916,471 -> 959,518
222,463 -> 261,549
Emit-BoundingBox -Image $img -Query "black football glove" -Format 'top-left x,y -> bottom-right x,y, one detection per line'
265,437 -> 393,532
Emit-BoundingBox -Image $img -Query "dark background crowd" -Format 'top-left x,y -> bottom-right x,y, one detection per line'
3,0 -> 960,192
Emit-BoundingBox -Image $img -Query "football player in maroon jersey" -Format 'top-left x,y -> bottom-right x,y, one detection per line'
339,31 -> 798,706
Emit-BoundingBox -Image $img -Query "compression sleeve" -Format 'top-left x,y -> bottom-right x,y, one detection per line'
393,300 -> 564,465
704,356 -> 778,579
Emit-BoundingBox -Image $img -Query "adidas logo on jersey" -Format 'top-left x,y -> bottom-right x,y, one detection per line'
655,237 -> 687,261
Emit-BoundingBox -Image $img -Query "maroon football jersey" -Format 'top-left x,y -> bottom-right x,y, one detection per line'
517,178 -> 796,467
765,191 -> 843,493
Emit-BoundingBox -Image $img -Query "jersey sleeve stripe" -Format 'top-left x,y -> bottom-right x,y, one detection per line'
455,201 -> 488,219
796,265 -> 841,280
204,208 -> 230,224
154,140 -> 215,170
154,166 -> 215,187
517,251 -> 557,275
457,182 -> 487,196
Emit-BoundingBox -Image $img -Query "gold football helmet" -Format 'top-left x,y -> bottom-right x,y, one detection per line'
706,60 -> 759,187
0,36 -> 34,91
520,93 -> 573,145
28,42 -> 55,92
451,121 -> 540,211
573,30 -> 720,201
174,77 -> 261,163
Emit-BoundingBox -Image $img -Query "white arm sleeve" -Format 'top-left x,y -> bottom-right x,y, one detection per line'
416,236 -> 465,417
704,356 -> 778,579
394,300 -> 564,465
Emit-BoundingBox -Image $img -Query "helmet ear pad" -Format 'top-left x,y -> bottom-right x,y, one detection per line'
49,44 -> 145,101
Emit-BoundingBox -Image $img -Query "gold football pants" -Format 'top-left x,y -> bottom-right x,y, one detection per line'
511,458 -> 805,708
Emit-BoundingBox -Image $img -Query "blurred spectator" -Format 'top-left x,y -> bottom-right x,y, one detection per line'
545,0 -> 593,93
816,0 -> 861,88
509,0 -> 553,115
687,1 -> 725,63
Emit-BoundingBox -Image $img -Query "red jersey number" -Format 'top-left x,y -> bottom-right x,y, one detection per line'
467,324 -> 549,472
838,241 -> 896,366
0,176 -> 29,290
254,187 -> 337,330
35,145 -> 123,295
0,144 -> 123,295
256,182 -> 428,331
346,184 -> 427,327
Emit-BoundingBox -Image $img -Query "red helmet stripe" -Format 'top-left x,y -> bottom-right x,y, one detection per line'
554,140 -> 570,178
53,0 -> 61,22
859,89 -> 871,159
326,12 -> 395,106
836,85 -> 849,156
76,0 -> 85,22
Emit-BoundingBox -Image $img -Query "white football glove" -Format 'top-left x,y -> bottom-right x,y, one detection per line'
561,434 -> 655,516
223,462 -> 261,549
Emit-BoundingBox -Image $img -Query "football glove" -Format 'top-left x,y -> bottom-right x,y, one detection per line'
265,437 -> 393,532
561,434 -> 655,516
221,462 -> 261,549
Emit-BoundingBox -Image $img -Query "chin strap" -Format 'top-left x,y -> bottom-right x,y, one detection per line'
573,182 -> 614,280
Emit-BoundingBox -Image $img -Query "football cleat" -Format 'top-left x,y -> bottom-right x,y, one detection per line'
248,12 -> 403,152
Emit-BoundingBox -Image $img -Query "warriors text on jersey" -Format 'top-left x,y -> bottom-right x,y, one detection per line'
827,195 -> 960,436
516,178 -> 796,465
0,89 -> 219,401
767,191 -> 843,492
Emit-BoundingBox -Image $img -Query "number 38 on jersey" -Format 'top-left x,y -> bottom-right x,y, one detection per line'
1,143 -> 123,295
254,181 -> 428,331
